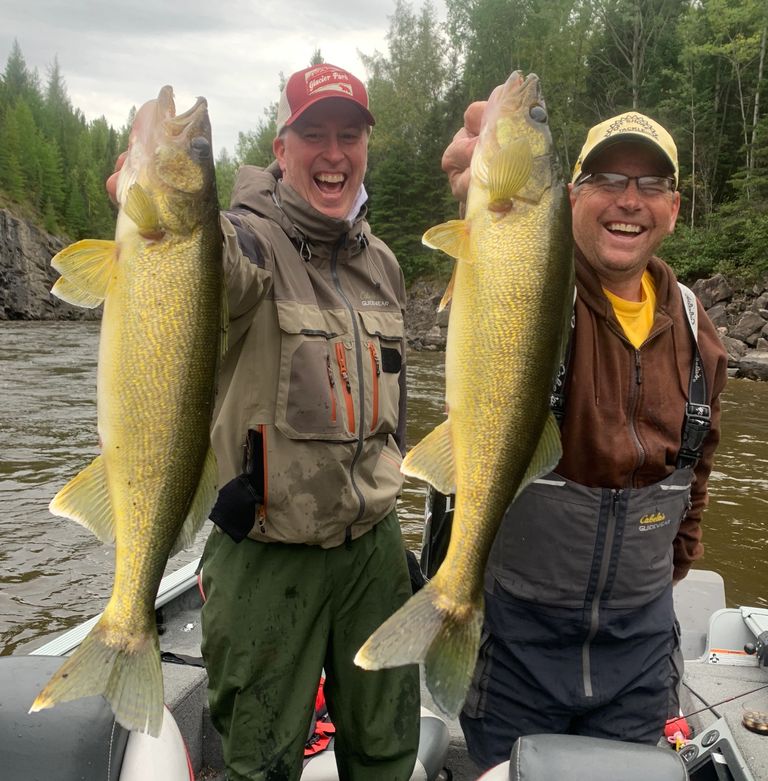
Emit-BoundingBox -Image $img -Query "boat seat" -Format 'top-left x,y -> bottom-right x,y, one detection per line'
0,655 -> 129,781
481,734 -> 688,780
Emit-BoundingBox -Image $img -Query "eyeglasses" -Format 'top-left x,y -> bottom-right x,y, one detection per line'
575,172 -> 676,196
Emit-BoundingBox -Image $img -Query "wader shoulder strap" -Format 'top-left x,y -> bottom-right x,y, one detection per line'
548,284 -> 710,467
550,296 -> 576,425
676,282 -> 711,468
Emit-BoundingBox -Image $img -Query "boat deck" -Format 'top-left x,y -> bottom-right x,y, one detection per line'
28,564 -> 768,781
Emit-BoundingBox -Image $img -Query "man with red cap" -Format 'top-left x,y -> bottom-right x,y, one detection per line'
196,64 -> 419,780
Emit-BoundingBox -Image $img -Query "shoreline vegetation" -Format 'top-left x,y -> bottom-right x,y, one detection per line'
2,0 -> 767,372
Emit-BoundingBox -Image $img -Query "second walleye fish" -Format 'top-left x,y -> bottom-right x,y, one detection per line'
355,72 -> 574,715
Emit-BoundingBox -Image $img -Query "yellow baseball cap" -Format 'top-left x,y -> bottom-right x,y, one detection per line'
572,112 -> 678,188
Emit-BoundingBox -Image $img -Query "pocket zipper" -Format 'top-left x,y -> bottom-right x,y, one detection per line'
368,341 -> 380,431
326,353 -> 337,423
335,342 -> 356,434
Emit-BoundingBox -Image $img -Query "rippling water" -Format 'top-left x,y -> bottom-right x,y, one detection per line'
1,321 -> 766,654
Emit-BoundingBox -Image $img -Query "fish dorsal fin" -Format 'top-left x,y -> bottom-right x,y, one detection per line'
438,266 -> 457,312
51,239 -> 117,308
423,220 -> 472,263
488,138 -> 533,207
512,412 -> 563,502
49,455 -> 116,543
401,419 -> 456,495
170,447 -> 219,556
124,183 -> 163,238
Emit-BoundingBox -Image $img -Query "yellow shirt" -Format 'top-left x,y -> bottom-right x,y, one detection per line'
603,271 -> 657,349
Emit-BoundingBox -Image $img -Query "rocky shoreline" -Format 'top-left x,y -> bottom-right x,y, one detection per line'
2,207 -> 768,380
406,274 -> 768,381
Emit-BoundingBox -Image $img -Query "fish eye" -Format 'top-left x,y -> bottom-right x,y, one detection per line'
529,105 -> 547,123
190,136 -> 211,160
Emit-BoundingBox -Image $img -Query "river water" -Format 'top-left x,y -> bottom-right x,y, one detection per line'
1,321 -> 766,654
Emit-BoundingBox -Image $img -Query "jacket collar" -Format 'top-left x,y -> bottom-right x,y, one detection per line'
575,248 -> 677,323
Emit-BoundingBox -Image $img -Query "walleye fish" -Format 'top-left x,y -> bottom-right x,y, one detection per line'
30,86 -> 223,736
355,72 -> 574,715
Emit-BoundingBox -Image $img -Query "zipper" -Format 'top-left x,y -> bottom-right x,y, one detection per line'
330,237 -> 366,523
335,342 -> 356,434
581,488 -> 622,698
628,349 -> 646,479
368,341 -> 380,431
257,424 -> 268,534
325,353 -> 337,424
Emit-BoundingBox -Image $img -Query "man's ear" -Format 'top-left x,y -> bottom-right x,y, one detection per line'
668,190 -> 681,233
273,136 -> 286,173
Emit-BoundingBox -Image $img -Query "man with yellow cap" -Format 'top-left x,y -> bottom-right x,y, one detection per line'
441,102 -> 728,770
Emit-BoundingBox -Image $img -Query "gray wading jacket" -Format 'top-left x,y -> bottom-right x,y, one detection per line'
211,164 -> 407,547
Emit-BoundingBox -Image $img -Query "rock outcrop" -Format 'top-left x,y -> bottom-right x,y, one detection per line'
0,208 -> 99,320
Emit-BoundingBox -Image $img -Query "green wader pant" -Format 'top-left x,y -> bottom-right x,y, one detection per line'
200,509 -> 420,781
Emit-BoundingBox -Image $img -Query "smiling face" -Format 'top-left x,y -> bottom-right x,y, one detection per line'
569,141 -> 680,300
273,98 -> 369,220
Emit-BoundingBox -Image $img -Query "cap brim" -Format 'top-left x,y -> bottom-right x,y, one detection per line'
284,94 -> 375,129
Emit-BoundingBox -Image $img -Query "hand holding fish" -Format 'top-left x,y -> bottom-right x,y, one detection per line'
441,84 -> 507,202
441,100 -> 485,202
105,150 -> 127,204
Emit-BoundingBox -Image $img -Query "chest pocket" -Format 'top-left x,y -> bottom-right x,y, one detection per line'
275,301 -> 356,442
359,309 -> 404,437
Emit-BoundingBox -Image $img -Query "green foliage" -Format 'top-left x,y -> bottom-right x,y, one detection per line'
0,42 -> 118,239
2,1 -> 767,285
362,0 -> 459,283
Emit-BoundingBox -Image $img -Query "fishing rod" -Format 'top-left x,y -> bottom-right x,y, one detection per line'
681,680 -> 768,722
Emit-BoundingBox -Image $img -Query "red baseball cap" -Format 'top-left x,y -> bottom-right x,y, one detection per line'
276,63 -> 375,135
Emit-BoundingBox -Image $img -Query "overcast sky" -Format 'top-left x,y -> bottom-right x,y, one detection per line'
2,0 -> 446,158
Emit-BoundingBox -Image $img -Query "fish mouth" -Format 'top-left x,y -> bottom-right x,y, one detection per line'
502,71 -> 543,107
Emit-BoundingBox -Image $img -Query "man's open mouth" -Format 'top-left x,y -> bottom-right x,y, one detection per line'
605,222 -> 643,236
315,172 -> 346,195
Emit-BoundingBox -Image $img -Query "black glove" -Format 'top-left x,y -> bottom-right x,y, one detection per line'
210,474 -> 261,542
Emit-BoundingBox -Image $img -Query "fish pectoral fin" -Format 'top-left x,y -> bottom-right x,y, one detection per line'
438,266 -> 456,312
170,446 -> 218,556
49,455 -> 116,543
50,239 -> 117,307
354,581 -> 483,719
401,419 -> 456,495
124,183 -> 163,238
487,137 -> 533,205
513,412 -> 563,502
423,220 -> 473,262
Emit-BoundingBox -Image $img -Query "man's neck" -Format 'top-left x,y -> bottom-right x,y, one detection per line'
601,275 -> 645,302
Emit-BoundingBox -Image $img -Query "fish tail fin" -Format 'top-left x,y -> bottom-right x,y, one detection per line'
354,581 -> 483,717
29,616 -> 163,736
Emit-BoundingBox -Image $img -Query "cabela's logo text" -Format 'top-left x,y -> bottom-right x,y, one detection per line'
638,511 -> 670,532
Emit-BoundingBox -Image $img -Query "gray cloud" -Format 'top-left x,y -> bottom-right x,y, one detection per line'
1,0 -> 444,155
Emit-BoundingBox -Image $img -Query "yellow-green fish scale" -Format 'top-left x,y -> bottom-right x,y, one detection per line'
436,152 -> 572,608
98,223 -> 221,638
